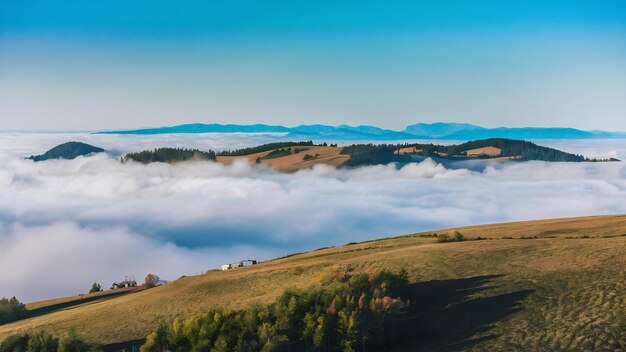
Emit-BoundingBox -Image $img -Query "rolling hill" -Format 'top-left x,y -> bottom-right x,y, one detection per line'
217,145 -> 349,172
0,215 -> 624,351
340,138 -> 603,167
27,142 -> 105,161
121,139 -> 608,173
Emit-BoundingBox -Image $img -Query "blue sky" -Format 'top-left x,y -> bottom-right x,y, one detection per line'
1,1 -> 625,130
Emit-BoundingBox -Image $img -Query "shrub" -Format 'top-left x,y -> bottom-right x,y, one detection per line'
418,233 -> 437,238
437,234 -> 450,243
58,330 -> 93,352
437,232 -> 467,243
0,334 -> 30,352
262,148 -> 292,159
88,283 -> 102,294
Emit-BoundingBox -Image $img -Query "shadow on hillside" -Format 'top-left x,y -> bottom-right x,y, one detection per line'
393,275 -> 533,351
90,275 -> 531,352
25,290 -> 136,320
101,338 -> 146,352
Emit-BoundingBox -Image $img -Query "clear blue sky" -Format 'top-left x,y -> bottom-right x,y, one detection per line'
1,1 -> 625,130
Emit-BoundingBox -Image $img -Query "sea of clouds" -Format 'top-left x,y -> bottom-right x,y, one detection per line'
1,133 -> 625,302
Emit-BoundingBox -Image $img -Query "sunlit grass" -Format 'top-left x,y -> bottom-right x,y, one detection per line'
0,215 -> 624,351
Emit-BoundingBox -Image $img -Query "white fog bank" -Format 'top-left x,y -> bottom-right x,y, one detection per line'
1,133 -> 625,301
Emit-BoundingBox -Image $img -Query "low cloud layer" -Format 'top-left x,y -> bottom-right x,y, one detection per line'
1,134 -> 625,302
0,222 -> 271,298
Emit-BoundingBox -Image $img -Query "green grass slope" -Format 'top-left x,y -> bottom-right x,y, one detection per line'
1,215 -> 625,351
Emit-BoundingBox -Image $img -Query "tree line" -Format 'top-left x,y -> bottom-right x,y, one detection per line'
339,144 -> 409,167
218,142 -> 315,157
402,138 -> 585,161
140,269 -> 410,352
0,330 -> 95,352
123,147 -> 217,163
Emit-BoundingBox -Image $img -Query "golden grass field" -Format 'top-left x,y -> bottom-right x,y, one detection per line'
1,215 -> 625,351
394,146 -> 423,155
215,142 -> 515,172
464,146 -> 502,157
216,146 -> 349,172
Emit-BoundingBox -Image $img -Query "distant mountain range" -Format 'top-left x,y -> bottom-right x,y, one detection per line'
97,123 -> 626,140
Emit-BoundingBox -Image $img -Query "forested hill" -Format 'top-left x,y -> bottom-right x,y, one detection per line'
27,142 -> 105,161
443,138 -> 585,161
123,147 -> 216,163
340,138 -> 613,167
123,143 -> 320,164
31,139 -> 614,168
117,138 -> 615,169
217,141 -> 315,156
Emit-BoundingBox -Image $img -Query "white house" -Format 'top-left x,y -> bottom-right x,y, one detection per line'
221,259 -> 258,271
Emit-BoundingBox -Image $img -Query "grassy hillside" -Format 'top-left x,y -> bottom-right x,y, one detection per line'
1,215 -> 625,351
217,145 -> 348,172
118,142 -> 347,172
123,147 -> 216,163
